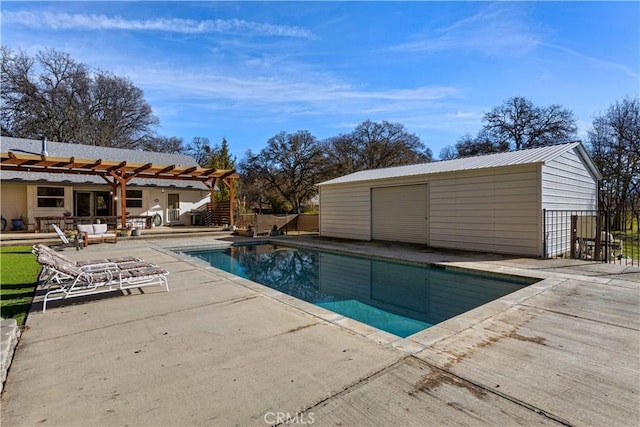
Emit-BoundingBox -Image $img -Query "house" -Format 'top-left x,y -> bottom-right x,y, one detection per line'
0,137 -> 237,231
316,142 -> 602,257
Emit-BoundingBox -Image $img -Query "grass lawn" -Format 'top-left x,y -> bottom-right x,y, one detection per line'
0,245 -> 41,326
622,235 -> 640,261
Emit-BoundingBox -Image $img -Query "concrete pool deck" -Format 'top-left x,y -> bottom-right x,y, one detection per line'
1,234 -> 638,426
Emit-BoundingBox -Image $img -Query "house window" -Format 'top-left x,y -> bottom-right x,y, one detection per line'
125,190 -> 143,208
37,187 -> 65,208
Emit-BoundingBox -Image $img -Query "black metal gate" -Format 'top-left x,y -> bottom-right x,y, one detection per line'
544,209 -> 639,266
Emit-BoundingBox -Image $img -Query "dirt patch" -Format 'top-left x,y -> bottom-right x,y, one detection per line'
409,369 -> 487,400
285,323 -> 317,334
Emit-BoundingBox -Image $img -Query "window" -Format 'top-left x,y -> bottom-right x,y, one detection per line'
125,190 -> 143,208
37,187 -> 65,208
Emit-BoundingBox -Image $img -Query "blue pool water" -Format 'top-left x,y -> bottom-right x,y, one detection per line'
180,244 -> 535,338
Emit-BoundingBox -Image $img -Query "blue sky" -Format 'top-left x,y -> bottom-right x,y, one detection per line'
2,1 -> 638,160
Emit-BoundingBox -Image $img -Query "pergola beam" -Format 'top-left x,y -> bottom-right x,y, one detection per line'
1,151 -> 239,226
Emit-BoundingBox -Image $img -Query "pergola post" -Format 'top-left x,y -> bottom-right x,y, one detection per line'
228,177 -> 235,225
120,179 -> 127,228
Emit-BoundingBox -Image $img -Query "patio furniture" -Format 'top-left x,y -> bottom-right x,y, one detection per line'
52,224 -> 83,251
583,232 -> 624,261
33,244 -> 158,287
77,223 -> 118,246
33,244 -> 169,312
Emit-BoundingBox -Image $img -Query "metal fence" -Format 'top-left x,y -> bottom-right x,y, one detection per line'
544,209 -> 639,266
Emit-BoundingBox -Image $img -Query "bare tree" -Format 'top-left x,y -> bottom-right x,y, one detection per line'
240,130 -> 327,214
588,97 -> 640,227
86,71 -> 158,148
141,136 -> 184,153
454,129 -> 510,158
322,133 -> 360,177
324,120 -> 431,177
185,136 -> 213,166
1,47 -> 159,147
438,144 -> 458,161
483,96 -> 578,150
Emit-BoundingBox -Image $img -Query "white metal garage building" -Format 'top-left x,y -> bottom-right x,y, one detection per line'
317,142 -> 601,257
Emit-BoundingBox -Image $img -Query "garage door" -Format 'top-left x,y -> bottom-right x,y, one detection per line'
372,184 -> 428,244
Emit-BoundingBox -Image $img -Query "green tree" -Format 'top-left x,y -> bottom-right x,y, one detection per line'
209,137 -> 236,202
209,137 -> 235,169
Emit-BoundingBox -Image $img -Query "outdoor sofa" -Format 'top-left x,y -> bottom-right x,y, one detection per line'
76,223 -> 118,246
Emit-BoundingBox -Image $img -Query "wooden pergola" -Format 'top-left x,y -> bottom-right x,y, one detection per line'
0,151 -> 239,227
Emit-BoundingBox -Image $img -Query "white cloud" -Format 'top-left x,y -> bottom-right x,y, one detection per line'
542,42 -> 639,79
446,111 -> 477,119
132,64 -> 460,120
2,10 -> 315,38
391,5 -> 540,56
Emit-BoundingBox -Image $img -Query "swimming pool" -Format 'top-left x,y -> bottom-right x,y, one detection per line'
180,244 -> 535,338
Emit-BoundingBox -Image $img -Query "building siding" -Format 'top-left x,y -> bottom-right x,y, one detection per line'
318,144 -> 599,257
541,149 -> 598,210
320,177 -> 429,241
319,184 -> 371,240
320,166 -> 541,255
541,148 -> 599,256
428,165 -> 541,256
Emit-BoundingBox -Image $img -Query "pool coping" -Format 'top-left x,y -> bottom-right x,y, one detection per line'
166,239 -> 567,355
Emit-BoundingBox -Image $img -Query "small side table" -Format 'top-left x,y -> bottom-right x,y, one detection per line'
65,232 -> 84,251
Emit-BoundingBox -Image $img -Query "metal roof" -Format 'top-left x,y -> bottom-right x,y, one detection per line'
317,142 -> 601,186
0,137 -> 236,189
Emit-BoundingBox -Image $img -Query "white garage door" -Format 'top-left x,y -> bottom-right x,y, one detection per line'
372,184 -> 428,244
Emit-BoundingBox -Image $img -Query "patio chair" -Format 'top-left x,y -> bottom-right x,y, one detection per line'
52,224 -> 82,250
33,244 -> 169,312
601,232 -> 624,261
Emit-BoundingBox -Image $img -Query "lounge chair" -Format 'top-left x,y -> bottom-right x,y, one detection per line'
33,244 -> 156,287
52,224 -> 82,250
33,244 -> 169,312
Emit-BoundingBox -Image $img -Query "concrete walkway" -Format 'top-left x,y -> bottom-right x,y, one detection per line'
1,235 -> 638,426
